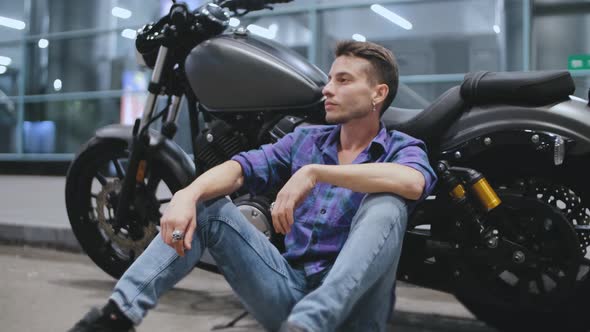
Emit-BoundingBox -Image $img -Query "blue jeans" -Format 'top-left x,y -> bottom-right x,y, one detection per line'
110,193 -> 408,332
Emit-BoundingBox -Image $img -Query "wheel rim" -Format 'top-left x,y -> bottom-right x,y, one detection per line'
454,178 -> 590,311
72,146 -> 176,271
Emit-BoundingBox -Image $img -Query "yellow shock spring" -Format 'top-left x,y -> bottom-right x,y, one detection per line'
471,178 -> 501,211
450,184 -> 466,199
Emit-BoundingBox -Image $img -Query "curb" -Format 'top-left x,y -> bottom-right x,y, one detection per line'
0,223 -> 81,252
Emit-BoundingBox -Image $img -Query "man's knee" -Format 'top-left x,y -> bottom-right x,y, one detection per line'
352,193 -> 408,229
196,196 -> 232,218
195,196 -> 238,248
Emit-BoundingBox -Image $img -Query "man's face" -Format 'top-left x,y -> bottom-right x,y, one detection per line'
322,55 -> 377,124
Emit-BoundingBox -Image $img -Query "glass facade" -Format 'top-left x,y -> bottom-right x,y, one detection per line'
0,0 -> 588,159
318,0 -> 505,74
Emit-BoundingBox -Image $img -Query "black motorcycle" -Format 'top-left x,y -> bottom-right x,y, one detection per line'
65,0 -> 590,331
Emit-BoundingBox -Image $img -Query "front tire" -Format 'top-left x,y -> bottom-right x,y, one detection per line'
65,137 -> 184,279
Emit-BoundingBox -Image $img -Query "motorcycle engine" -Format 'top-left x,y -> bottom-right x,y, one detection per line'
268,115 -> 309,143
196,115 -> 310,170
233,194 -> 273,239
195,119 -> 248,171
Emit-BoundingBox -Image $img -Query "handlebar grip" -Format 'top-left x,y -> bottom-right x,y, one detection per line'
170,4 -> 188,27
227,0 -> 292,11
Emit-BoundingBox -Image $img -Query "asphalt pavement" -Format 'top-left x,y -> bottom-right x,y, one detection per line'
0,244 -> 496,332
0,175 -> 496,331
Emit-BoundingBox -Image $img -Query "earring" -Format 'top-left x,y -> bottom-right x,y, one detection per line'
372,100 -> 377,112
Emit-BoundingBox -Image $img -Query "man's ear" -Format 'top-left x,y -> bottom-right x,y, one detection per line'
373,83 -> 389,104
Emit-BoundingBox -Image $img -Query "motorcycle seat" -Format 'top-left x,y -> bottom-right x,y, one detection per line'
382,86 -> 466,146
460,70 -> 575,106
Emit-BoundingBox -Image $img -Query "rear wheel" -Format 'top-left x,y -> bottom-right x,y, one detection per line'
65,137 -> 184,279
454,177 -> 590,331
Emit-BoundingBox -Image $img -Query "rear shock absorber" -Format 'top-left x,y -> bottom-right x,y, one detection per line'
461,167 -> 502,212
437,161 -> 502,213
436,161 -> 503,241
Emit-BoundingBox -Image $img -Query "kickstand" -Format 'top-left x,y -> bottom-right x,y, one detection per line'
211,310 -> 249,330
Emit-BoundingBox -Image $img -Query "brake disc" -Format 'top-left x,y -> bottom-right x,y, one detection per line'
95,179 -> 158,258
453,189 -> 582,310
525,179 -> 590,255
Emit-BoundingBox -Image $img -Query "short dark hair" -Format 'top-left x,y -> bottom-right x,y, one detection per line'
335,40 -> 399,114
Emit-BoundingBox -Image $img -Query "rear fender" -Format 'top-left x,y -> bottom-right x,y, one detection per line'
437,98 -> 590,162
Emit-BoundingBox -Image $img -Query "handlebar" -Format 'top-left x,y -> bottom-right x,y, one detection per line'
218,0 -> 292,12
170,3 -> 189,29
136,0 -> 293,68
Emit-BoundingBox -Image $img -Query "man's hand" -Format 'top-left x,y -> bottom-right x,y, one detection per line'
160,189 -> 197,256
271,165 -> 317,234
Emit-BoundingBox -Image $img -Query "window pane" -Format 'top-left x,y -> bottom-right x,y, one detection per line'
534,13 -> 590,70
573,76 -> 590,99
20,95 -> 197,154
23,98 -> 120,153
0,42 -> 23,96
31,0 -> 253,34
0,1 -> 26,42
25,32 -> 146,95
31,0 -> 161,34
505,0 -> 524,71
235,13 -> 311,59
0,97 -> 18,153
32,0 -> 111,34
317,0 -> 511,74
393,82 -> 460,109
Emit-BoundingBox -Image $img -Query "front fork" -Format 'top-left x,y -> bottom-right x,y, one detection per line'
113,45 -> 182,237
113,120 -> 149,239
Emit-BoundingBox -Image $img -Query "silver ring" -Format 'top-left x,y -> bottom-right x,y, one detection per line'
171,229 -> 184,242
270,202 -> 276,212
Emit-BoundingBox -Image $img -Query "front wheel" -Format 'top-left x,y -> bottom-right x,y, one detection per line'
65,137 -> 185,279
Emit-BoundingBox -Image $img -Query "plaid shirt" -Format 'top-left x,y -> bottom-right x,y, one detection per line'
231,123 -> 437,276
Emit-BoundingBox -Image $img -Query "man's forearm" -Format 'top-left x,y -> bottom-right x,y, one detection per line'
181,160 -> 244,203
308,163 -> 425,200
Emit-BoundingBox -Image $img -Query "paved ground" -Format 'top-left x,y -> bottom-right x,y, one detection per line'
0,175 -> 496,331
0,244 -> 495,332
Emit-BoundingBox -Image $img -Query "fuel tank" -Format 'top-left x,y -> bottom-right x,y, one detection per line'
185,32 -> 327,112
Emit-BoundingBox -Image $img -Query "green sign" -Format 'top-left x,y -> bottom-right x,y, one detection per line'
568,54 -> 590,70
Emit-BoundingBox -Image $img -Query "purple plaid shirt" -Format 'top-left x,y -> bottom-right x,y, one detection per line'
231,123 -> 437,276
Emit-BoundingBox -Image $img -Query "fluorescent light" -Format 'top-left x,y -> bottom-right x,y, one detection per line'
38,38 -> 49,48
121,29 -> 137,39
0,56 -> 12,66
370,4 -> 412,30
493,25 -> 501,34
352,33 -> 366,42
247,23 -> 278,39
0,16 -> 26,30
53,79 -> 62,91
0,66 -> 6,74
112,7 -> 132,19
229,18 -> 240,27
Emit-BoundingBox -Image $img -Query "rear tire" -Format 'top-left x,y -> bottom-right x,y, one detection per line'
454,177 -> 590,332
65,137 -> 184,279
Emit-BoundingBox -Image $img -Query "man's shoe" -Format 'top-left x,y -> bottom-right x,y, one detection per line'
68,305 -> 135,332
278,321 -> 309,332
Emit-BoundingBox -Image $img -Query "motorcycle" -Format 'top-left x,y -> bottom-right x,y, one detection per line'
65,0 -> 590,331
